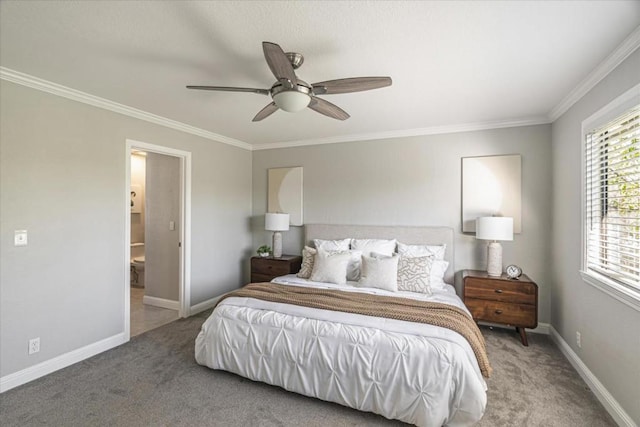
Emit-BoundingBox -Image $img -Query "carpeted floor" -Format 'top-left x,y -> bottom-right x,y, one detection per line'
0,310 -> 616,426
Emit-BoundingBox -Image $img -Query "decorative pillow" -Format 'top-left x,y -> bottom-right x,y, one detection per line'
397,255 -> 433,295
397,242 -> 446,260
310,249 -> 351,285
296,246 -> 317,279
358,254 -> 399,292
313,238 -> 350,252
351,238 -> 397,257
429,260 -> 449,290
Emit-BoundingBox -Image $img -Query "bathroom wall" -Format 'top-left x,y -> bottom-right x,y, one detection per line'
144,152 -> 180,302
130,153 -> 146,244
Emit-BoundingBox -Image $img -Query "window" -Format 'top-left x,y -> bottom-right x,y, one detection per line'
584,103 -> 640,300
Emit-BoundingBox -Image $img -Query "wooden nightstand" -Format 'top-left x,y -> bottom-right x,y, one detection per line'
462,270 -> 538,346
251,255 -> 302,283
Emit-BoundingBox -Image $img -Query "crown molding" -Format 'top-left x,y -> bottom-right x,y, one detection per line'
0,67 -> 253,151
252,116 -> 551,151
548,25 -> 640,122
7,21 -> 636,155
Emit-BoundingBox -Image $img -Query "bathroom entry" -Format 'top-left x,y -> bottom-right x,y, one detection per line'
127,141 -> 191,338
143,152 -> 181,303
130,152 -> 146,288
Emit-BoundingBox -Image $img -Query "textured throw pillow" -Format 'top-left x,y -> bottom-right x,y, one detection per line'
314,238 -> 351,252
397,255 -> 433,295
397,242 -> 446,260
310,249 -> 351,285
296,246 -> 317,279
351,238 -> 397,257
358,254 -> 399,291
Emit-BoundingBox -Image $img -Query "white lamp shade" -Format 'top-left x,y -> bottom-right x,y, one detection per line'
476,217 -> 513,241
273,91 -> 311,112
265,213 -> 290,231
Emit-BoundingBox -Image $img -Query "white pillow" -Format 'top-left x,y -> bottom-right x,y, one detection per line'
397,255 -> 432,295
345,250 -> 363,281
296,246 -> 317,279
310,249 -> 351,285
397,242 -> 446,260
430,260 -> 449,290
314,238 -> 350,252
351,238 -> 397,257
358,254 -> 399,292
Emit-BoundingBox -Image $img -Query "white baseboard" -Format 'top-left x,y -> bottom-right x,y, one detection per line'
143,295 -> 180,311
530,322 -> 550,335
549,326 -> 636,427
190,295 -> 224,315
0,332 -> 127,393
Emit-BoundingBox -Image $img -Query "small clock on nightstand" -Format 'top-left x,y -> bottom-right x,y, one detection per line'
505,264 -> 523,279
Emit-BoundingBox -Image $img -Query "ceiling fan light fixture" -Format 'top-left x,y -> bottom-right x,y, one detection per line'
273,90 -> 311,112
187,41 -> 392,121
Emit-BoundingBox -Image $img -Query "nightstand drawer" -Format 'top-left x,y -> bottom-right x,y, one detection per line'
251,258 -> 293,276
250,256 -> 302,284
465,298 -> 537,328
464,278 -> 536,305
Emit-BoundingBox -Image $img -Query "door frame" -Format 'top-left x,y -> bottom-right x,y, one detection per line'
124,138 -> 192,340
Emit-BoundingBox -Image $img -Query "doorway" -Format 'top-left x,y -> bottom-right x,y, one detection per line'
125,139 -> 191,340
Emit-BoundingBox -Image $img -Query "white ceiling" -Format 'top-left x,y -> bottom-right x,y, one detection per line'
1,1 -> 639,149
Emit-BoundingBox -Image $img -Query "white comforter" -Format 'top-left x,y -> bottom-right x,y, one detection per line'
195,275 -> 487,426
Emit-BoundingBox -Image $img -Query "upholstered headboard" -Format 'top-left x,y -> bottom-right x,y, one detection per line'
305,224 -> 455,284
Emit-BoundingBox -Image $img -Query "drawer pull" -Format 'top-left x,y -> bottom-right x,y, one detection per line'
495,309 -> 503,314
495,289 -> 503,294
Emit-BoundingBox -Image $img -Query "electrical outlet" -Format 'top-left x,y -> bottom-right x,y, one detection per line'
576,332 -> 581,348
14,230 -> 28,246
28,337 -> 40,355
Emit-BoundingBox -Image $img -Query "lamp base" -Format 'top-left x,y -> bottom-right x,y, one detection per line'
486,241 -> 503,276
272,231 -> 283,258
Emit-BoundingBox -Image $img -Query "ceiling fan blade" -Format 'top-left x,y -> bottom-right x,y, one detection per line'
308,97 -> 350,121
262,41 -> 297,88
312,77 -> 392,95
186,85 -> 270,95
252,102 -> 279,122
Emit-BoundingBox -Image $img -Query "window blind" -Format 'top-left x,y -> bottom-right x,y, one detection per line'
585,105 -> 640,290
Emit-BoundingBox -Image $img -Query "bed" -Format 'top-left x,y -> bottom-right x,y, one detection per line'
195,225 -> 488,426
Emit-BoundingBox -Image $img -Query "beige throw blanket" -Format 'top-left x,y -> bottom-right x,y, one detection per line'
216,282 -> 492,378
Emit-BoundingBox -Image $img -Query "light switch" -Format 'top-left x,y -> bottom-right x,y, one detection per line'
169,221 -> 175,231
14,230 -> 28,246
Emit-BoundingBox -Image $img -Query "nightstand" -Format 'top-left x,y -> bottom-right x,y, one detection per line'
251,255 -> 302,283
462,270 -> 538,346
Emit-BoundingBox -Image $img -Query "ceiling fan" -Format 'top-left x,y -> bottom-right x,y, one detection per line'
187,41 -> 392,122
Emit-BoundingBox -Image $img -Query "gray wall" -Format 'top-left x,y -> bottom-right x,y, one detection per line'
551,48 -> 640,423
0,80 -> 252,377
145,152 -> 180,301
252,124 -> 553,323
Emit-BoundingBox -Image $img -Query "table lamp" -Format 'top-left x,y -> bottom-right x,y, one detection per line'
476,216 -> 513,276
265,213 -> 289,258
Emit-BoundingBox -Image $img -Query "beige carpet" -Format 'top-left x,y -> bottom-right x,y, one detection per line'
478,326 -> 615,426
0,310 -> 616,426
